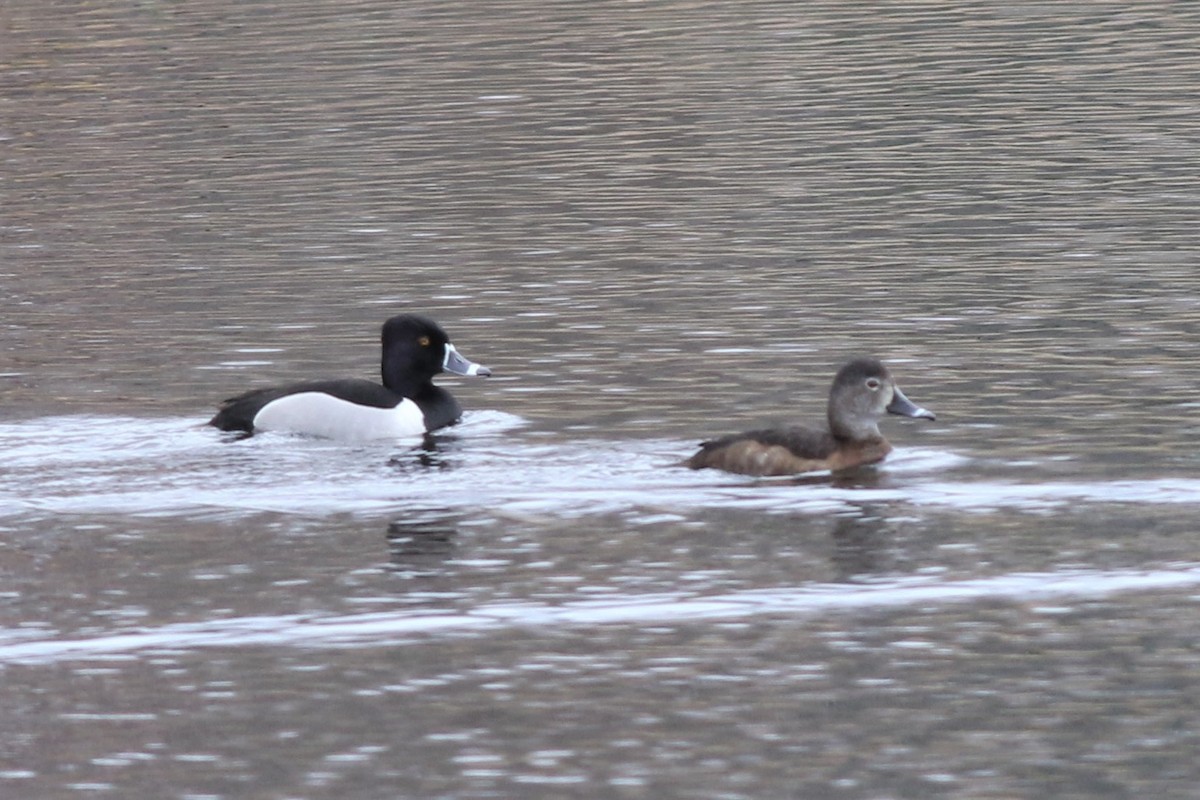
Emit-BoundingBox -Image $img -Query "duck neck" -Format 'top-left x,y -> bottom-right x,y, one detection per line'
381,350 -> 427,399
828,412 -> 883,443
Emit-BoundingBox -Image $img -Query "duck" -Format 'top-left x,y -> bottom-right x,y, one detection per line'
683,357 -> 934,476
209,314 -> 491,441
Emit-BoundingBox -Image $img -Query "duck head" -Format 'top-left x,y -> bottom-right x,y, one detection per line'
827,358 -> 935,441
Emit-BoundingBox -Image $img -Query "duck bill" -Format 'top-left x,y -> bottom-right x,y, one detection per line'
443,344 -> 492,377
887,387 -> 935,420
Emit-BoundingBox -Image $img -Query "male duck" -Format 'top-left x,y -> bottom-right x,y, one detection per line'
209,314 -> 491,441
684,357 -> 934,476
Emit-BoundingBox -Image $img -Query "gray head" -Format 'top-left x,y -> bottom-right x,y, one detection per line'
827,358 -> 935,441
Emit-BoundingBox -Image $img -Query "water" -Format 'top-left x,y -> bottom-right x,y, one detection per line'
4,0 -> 1200,797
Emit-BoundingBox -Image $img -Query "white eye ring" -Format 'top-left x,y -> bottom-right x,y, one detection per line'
865,378 -> 882,391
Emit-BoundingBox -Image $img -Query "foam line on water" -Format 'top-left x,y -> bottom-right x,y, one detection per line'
2,564 -> 1198,665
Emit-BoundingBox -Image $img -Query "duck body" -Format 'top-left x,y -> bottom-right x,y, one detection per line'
209,314 -> 490,441
687,425 -> 893,476
684,358 -> 933,477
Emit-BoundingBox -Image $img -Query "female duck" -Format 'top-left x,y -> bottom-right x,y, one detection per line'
684,358 -> 934,476
210,314 -> 490,441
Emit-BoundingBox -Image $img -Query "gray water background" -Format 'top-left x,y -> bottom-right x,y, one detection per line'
3,1 -> 1200,797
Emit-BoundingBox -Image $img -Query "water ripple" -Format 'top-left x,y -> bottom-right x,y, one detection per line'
3,564 -> 1198,665
3,414 -> 1200,519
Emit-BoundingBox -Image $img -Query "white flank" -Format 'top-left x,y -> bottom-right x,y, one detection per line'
253,392 -> 426,441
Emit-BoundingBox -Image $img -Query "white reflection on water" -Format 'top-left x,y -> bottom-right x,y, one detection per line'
3,564 -> 1199,665
3,414 -> 1200,519
2,414 -> 1200,519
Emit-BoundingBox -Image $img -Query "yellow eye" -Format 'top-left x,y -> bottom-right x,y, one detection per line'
418,336 -> 431,347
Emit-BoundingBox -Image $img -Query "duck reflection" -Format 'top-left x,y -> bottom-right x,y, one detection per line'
828,509 -> 896,581
385,516 -> 458,575
786,467 -> 887,490
386,434 -> 456,471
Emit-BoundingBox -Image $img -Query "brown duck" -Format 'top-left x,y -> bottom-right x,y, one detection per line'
684,358 -> 935,477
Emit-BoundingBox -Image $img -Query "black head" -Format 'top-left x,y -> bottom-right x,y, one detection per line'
379,314 -> 491,396
380,314 -> 453,394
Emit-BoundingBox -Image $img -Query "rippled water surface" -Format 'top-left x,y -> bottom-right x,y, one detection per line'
4,1 -> 1200,797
